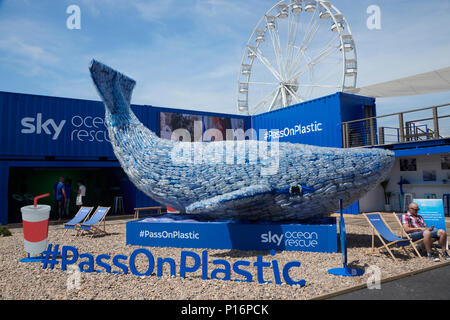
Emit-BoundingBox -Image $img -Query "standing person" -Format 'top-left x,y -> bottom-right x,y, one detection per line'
76,180 -> 86,210
55,176 -> 66,221
401,202 -> 450,262
64,178 -> 72,218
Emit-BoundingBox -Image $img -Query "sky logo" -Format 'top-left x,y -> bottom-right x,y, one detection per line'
21,113 -> 66,140
261,230 -> 320,248
260,231 -> 284,246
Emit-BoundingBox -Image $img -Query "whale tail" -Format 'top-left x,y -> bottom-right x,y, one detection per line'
89,59 -> 136,114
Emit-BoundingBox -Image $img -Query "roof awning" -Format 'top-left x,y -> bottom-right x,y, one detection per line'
349,67 -> 450,98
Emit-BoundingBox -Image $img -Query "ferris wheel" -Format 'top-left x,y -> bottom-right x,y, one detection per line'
237,0 -> 357,115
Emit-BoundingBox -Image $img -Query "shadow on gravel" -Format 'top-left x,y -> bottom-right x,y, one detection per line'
210,250 -> 272,258
344,233 -> 374,248
72,232 -> 122,239
341,233 -> 417,261
347,260 -> 369,270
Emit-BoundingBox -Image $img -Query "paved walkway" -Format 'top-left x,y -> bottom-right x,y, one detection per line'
328,213 -> 450,300
330,264 -> 450,300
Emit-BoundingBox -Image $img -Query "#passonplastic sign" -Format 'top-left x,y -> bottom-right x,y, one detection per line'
41,244 -> 306,286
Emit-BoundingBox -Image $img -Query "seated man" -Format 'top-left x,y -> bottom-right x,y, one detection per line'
401,202 -> 450,262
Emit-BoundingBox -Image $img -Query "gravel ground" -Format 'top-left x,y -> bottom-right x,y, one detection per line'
0,218 -> 447,300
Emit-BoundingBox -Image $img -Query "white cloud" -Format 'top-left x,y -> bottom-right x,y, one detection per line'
133,79 -> 237,114
206,63 -> 239,79
131,0 -> 175,21
77,0 -> 177,22
0,36 -> 59,66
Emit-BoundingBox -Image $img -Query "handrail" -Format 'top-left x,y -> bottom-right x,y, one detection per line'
342,103 -> 450,125
341,103 -> 450,148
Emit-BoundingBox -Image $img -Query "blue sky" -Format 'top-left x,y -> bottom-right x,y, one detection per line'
0,0 -> 449,115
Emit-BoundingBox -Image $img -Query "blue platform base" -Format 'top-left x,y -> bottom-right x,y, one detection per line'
126,214 -> 337,253
19,255 -> 44,263
328,266 -> 365,277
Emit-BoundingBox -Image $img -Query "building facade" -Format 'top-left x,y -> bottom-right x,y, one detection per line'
1,90 -> 448,224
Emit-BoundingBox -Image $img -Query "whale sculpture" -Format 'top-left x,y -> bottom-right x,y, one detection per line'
89,60 -> 395,221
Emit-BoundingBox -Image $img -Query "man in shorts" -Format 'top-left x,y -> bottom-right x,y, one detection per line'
401,202 -> 450,262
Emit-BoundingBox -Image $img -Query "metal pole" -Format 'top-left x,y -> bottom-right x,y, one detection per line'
370,117 -> 375,146
433,106 -> 440,139
342,123 -> 348,148
339,199 -> 347,267
398,113 -> 405,142
378,127 -> 385,145
327,199 -> 364,277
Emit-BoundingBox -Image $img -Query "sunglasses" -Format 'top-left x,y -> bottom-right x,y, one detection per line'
410,208 -> 420,211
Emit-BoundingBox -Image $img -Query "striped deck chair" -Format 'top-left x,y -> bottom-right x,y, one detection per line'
79,206 -> 110,237
62,207 -> 94,236
363,213 -> 421,261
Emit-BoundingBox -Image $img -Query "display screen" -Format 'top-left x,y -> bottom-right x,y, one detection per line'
159,111 -> 244,142
159,112 -> 202,142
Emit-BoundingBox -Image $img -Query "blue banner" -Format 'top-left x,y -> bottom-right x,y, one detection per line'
413,198 -> 447,231
126,214 -> 337,253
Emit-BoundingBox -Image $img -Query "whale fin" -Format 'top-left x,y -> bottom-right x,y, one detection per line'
89,59 -> 136,112
186,184 -> 272,213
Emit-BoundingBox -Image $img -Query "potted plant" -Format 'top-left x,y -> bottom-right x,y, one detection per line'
0,226 -> 11,237
380,180 -> 392,212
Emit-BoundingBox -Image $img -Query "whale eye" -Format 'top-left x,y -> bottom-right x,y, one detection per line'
290,185 -> 302,196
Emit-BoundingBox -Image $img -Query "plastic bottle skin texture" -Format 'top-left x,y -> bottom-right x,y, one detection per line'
90,60 -> 395,221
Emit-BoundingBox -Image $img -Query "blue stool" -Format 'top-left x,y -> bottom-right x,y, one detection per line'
112,196 -> 124,215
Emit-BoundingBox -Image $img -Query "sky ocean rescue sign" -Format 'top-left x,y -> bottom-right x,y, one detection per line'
21,113 -> 110,143
126,216 -> 337,253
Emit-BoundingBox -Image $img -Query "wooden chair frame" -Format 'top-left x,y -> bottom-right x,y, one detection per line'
62,206 -> 94,237
363,213 -> 421,262
78,206 -> 111,238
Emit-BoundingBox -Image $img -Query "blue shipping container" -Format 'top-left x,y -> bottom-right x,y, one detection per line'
0,91 -> 372,224
0,91 -> 251,159
0,91 -> 251,224
251,92 -> 376,148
